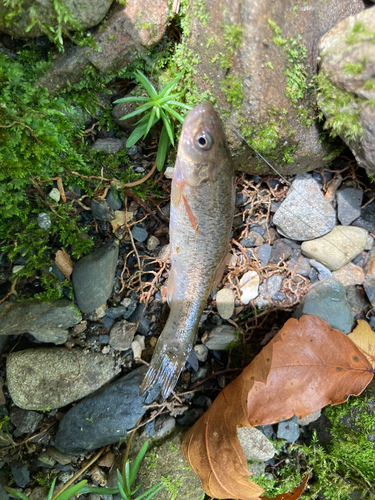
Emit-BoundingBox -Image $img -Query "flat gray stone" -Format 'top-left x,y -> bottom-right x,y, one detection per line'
0,299 -> 81,344
54,366 -> 158,454
216,288 -> 235,319
293,278 -> 354,334
131,226 -> 148,243
273,174 -> 336,241
92,138 -> 123,154
301,226 -> 368,271
337,188 -> 363,226
109,320 -> 137,350
91,199 -> 116,222
277,416 -> 300,442
257,244 -> 272,266
10,406 -> 43,437
7,347 -> 120,410
106,189 -> 122,211
237,427 -> 276,461
353,201 -> 375,233
204,325 -> 237,350
72,242 -> 119,313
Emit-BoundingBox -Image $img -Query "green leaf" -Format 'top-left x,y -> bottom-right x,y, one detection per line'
143,107 -> 157,139
113,96 -> 150,104
157,73 -> 183,99
79,487 -> 120,495
160,110 -> 174,146
54,480 -> 88,500
119,101 -> 154,120
165,101 -> 192,111
156,125 -> 171,172
116,475 -> 129,500
157,93 -> 183,105
134,70 -> 158,99
123,461 -> 131,498
162,105 -> 185,124
134,483 -> 164,500
47,477 -> 58,500
5,488 -> 30,500
126,116 -> 158,147
129,441 -> 149,487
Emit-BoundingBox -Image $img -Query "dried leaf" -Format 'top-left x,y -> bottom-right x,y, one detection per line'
182,315 -> 373,500
348,319 -> 375,368
57,177 -> 66,202
110,210 -> 133,232
55,248 -> 73,280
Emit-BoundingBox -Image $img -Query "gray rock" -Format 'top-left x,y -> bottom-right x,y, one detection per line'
54,367 -> 158,454
363,276 -> 375,309
237,427 -> 276,461
337,188 -> 363,226
136,431 -> 204,500
353,201 -> 375,233
240,232 -> 264,247
191,367 -> 208,383
7,347 -> 120,410
309,260 -> 333,280
293,278 -> 354,334
120,297 -> 138,319
9,407 -> 43,437
288,251 -> 311,276
277,416 -> 300,443
193,344 -> 208,362
72,242 -> 119,313
112,101 -> 139,133
147,235 -> 160,251
257,244 -> 272,266
10,463 -> 30,488
269,240 -> 293,264
131,226 -> 148,243
37,212 -> 51,230
46,448 -> 73,466
298,410 -> 322,426
153,415 -> 176,440
346,285 -> 370,317
92,138 -> 123,155
255,275 -> 283,309
204,325 -> 238,350
91,199 -> 116,222
216,288 -> 235,319
273,175 -> 336,240
105,306 -> 129,319
109,320 -> 137,350
0,299 -> 81,344
0,0 -> 113,38
106,189 -> 122,211
301,226 -> 368,271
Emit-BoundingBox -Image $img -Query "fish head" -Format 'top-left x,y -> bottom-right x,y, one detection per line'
174,102 -> 231,188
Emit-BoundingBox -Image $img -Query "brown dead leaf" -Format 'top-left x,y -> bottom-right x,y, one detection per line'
55,248 -> 73,280
57,177 -> 66,202
182,315 -> 373,500
110,210 -> 133,232
348,319 -> 375,368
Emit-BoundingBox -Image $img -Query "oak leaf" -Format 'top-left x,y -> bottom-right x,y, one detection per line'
182,315 -> 373,500
55,248 -> 73,280
348,319 -> 375,368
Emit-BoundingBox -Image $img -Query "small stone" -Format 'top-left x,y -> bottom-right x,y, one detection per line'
298,410 -> 322,426
105,189 -> 122,211
363,276 -> 375,309
37,451 -> 56,466
239,271 -> 260,304
49,188 -> 61,203
147,235 -> 160,251
91,465 -> 107,487
346,285 -> 370,317
10,463 -> 30,488
337,188 -> 363,226
216,288 -> 235,319
309,260 -> 333,280
255,275 -> 283,308
131,335 -> 145,359
288,252 -> 311,276
91,199 -> 116,222
353,200 -> 375,233
131,226 -> 148,243
240,231 -> 264,247
47,448 -> 73,466
164,167 -> 174,179
301,226 -> 368,271
237,427 -> 276,461
193,344 -> 208,363
176,408 -> 204,426
120,297 -> 138,319
105,306 -> 128,319
204,325 -> 237,350
236,193 -> 248,206
187,350 -> 199,372
10,407 -> 43,437
333,263 -> 365,286
12,265 -> 25,274
127,145 -> 142,159
257,244 -> 272,266
37,212 -> 51,230
154,415 -> 176,439
269,240 -> 293,264
92,138 -> 123,154
293,278 -> 353,334
277,416 -> 300,442
365,234 -> 374,251
273,174 -> 336,240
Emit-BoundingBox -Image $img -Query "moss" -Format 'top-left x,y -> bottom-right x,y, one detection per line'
160,476 -> 182,500
346,21 -> 375,45
344,60 -> 366,76
267,61 -> 274,70
268,19 -> 287,46
364,79 -> 375,90
192,0 -> 210,27
317,72 -> 363,141
220,75 -> 243,109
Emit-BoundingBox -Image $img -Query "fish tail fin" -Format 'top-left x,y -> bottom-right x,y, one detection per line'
140,348 -> 186,400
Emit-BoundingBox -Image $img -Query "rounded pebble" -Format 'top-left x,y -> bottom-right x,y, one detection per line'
216,288 -> 235,319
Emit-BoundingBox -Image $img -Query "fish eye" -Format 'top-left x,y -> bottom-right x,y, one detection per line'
194,131 -> 213,150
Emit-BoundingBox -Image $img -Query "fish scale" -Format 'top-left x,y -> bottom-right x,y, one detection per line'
140,102 -> 235,400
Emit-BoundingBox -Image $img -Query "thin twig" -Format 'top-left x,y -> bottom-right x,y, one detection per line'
0,121 -> 39,143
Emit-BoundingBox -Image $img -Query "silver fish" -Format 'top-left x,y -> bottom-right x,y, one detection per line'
140,102 -> 235,400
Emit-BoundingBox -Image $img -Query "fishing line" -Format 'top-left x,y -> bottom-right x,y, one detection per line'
230,126 -> 370,261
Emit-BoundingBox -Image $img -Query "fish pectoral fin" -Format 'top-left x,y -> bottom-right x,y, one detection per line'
140,346 -> 189,400
182,194 -> 199,234
171,179 -> 185,208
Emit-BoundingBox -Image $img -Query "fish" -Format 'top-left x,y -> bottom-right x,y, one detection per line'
140,102 -> 235,400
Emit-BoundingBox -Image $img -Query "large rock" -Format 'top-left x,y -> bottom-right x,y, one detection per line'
54,366 -> 158,454
183,0 -> 365,174
38,0 -> 169,94
318,6 -> 375,175
7,348 -> 120,410
72,241 -> 119,313
0,0 -> 113,38
0,299 -> 81,344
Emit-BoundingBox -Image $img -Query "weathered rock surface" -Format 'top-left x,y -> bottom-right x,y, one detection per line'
301,226 -> 368,270
216,288 -> 235,319
72,242 -> 119,313
293,278 -> 354,333
203,325 -> 238,350
38,0 -> 169,94
0,299 -> 81,344
337,188 -> 363,226
0,0 -> 113,38
237,427 -> 276,461
54,367 -> 158,454
318,6 -> 375,175
7,348 -> 120,410
273,174 -> 336,240
184,0 -> 365,174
